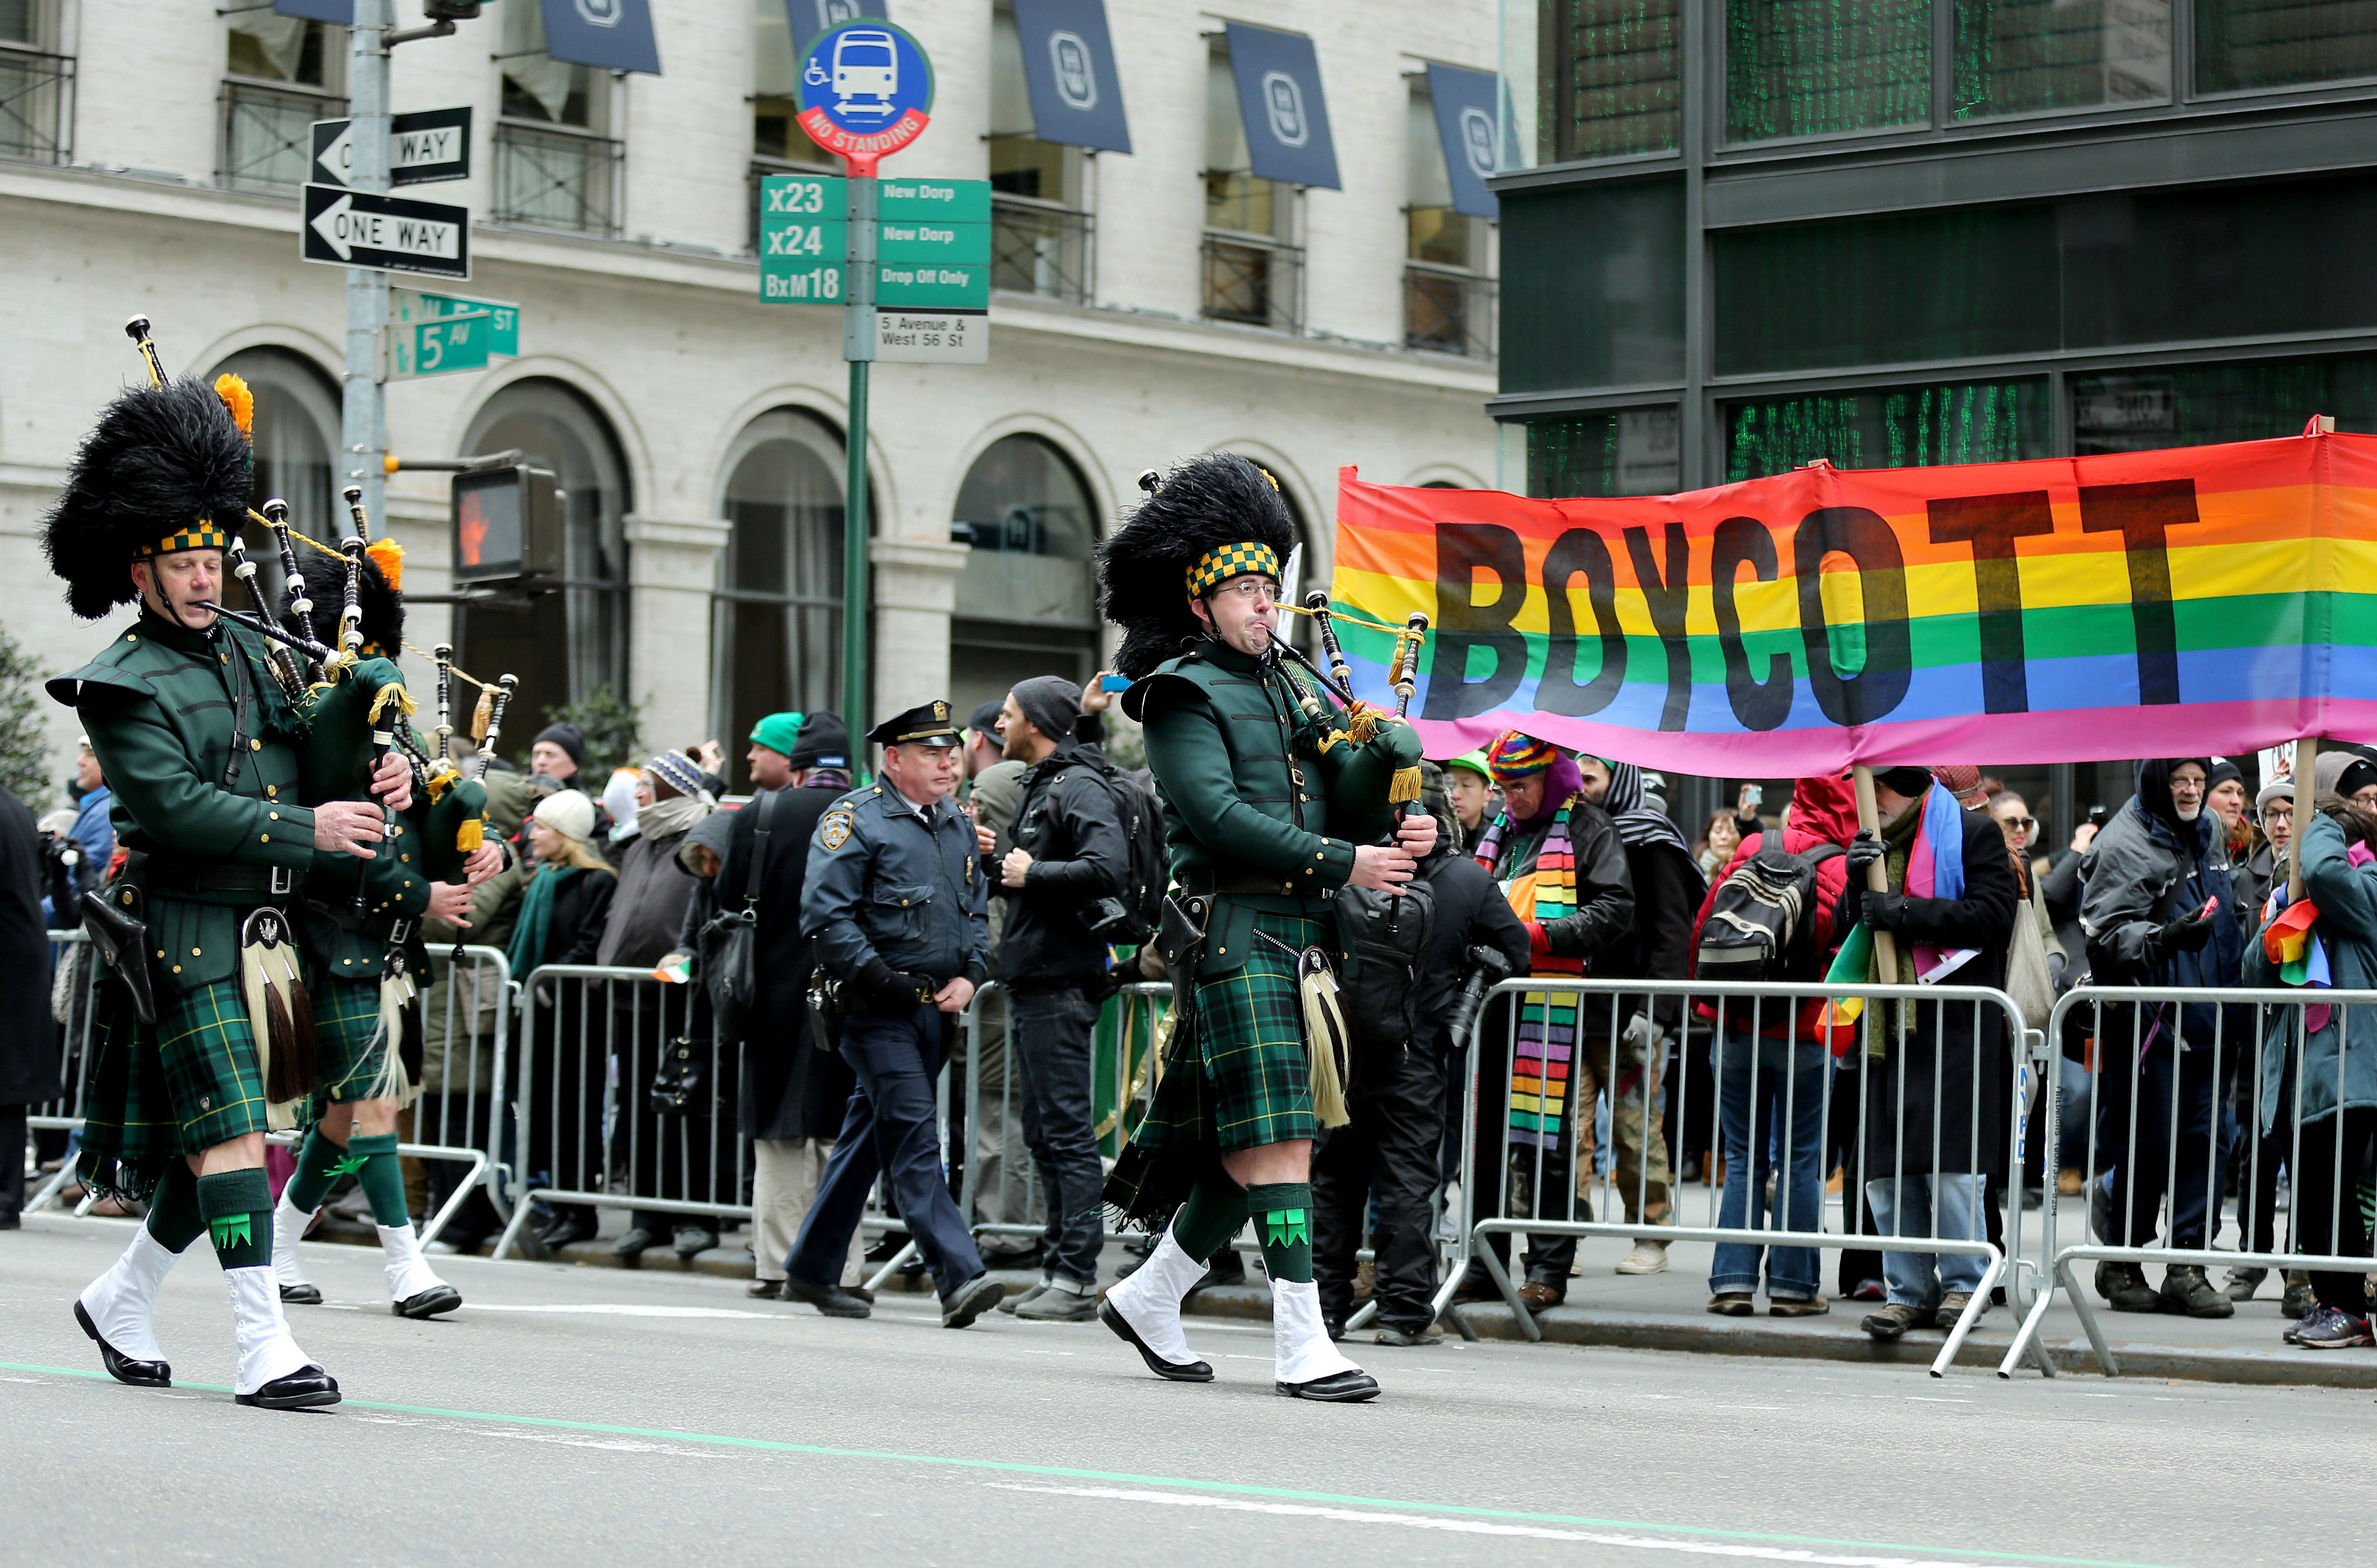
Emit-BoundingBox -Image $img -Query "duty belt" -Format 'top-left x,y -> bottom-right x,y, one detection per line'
133,850 -> 294,899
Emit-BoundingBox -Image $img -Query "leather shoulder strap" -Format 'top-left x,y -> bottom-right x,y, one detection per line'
741,787 -> 780,910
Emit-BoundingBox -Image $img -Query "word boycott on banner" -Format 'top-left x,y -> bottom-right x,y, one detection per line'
1329,428 -> 2377,774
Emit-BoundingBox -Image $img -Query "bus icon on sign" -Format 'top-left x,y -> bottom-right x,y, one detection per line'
1261,70 -> 1308,147
832,29 -> 899,117
1459,106 -> 1497,177
1050,30 -> 1096,109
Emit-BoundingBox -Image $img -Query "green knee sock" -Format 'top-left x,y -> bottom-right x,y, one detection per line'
1168,1169 -> 1248,1262
346,1133 -> 409,1229
195,1169 -> 274,1270
283,1127 -> 359,1214
1246,1182 -> 1313,1285
143,1161 -> 206,1254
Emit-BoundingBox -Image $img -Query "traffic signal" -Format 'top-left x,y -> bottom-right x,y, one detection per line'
422,1 -> 482,19
451,464 -> 563,589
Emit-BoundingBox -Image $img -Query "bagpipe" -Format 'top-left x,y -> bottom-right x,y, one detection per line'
1269,592 -> 1430,846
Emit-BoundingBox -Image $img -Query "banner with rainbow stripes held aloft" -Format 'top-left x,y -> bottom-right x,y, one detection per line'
1329,429 -> 2377,773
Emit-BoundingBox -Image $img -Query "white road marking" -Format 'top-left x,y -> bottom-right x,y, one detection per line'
986,1483 -> 2034,1568
463,1304 -> 778,1319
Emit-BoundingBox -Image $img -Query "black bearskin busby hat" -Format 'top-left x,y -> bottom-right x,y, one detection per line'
297,541 -> 405,659
1095,453 -> 1297,679
43,378 -> 253,620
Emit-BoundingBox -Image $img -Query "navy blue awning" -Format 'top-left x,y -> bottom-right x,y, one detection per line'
273,0 -> 351,22
785,0 -> 889,56
540,0 -> 661,76
1426,63 -> 1499,220
1223,22 -> 1337,191
1012,0 -> 1130,154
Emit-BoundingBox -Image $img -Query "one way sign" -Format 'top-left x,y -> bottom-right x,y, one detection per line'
302,184 -> 471,280
311,108 -> 472,187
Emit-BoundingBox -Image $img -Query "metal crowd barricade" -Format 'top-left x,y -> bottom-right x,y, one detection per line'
403,944 -> 513,1244
492,963 -> 749,1259
1452,975 -> 2040,1378
24,930 -> 106,1214
2002,983 -> 2377,1378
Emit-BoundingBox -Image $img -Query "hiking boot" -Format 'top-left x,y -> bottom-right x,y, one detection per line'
2281,1272 -> 2316,1320
1768,1294 -> 1829,1318
2291,1305 -> 2373,1349
2056,1168 -> 2085,1197
2094,1261 -> 2160,1313
2159,1264 -> 2235,1319
1933,1290 -> 1984,1330
1707,1292 -> 1754,1316
1614,1240 -> 1669,1276
1515,1280 -> 1564,1312
2222,1266 -> 2267,1303
1861,1302 -> 1928,1340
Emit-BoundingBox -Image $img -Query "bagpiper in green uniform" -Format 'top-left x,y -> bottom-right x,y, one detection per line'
47,374 -> 400,1410
269,543 -> 478,1319
1094,454 -> 1431,1402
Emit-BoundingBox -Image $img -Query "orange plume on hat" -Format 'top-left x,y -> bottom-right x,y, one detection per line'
212,373 -> 254,440
365,535 -> 405,592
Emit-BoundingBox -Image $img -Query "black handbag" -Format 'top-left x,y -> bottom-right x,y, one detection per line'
649,1034 -> 709,1116
695,787 -> 777,1043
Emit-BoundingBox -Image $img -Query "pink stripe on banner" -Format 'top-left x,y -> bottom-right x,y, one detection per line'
1409,697 -> 2377,779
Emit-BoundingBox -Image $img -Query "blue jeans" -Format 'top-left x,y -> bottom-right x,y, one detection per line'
2055,1056 -> 2092,1173
1709,1030 -> 1828,1300
1863,1173 -> 1988,1308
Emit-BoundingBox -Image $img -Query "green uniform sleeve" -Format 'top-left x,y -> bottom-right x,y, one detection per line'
1142,689 -> 1356,891
83,697 -> 315,868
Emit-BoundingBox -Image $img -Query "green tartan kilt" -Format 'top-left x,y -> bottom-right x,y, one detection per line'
307,971 -> 389,1104
1106,909 -> 1322,1226
78,977 -> 271,1197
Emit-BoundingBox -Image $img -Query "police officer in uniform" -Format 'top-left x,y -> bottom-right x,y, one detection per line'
781,701 -> 1005,1329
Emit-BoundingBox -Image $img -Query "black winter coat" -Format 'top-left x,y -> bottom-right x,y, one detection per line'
996,739 -> 1130,993
0,787 -> 59,1105
1412,850 -> 1532,1055
1860,805 -> 2020,1178
719,784 -> 855,1142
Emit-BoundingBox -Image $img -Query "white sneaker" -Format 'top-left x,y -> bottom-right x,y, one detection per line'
271,1191 -> 318,1301
76,1226 -> 179,1377
1615,1239 -> 1670,1276
379,1222 -> 462,1317
1100,1229 -> 1211,1376
1271,1280 -> 1377,1400
224,1266 -> 320,1398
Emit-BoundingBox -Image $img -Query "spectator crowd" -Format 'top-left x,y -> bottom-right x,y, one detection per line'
9,679 -> 2377,1355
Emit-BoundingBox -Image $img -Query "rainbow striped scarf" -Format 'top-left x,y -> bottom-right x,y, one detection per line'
1476,798 -> 1585,1150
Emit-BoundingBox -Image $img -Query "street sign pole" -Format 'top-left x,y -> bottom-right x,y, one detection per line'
841,172 -> 877,742
345,0 -> 391,534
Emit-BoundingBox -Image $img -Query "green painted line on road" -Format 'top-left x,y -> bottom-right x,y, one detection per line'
1,1360 -> 2173,1568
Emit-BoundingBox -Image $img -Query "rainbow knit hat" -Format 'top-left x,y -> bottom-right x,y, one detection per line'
1485,730 -> 1558,783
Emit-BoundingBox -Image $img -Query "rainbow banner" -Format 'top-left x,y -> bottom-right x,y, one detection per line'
1329,430 -> 2377,774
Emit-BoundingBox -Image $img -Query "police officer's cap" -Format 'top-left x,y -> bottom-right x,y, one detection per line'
866,699 -> 963,749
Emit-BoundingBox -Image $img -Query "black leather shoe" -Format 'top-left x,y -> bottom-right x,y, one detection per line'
609,1226 -> 665,1262
1098,1301 -> 1213,1382
941,1273 -> 1005,1328
672,1226 -> 719,1259
1277,1369 -> 1380,1402
746,1278 -> 786,1300
782,1275 -> 872,1318
75,1300 -> 169,1388
536,1210 -> 598,1250
393,1284 -> 463,1320
235,1364 -> 340,1410
279,1282 -> 323,1306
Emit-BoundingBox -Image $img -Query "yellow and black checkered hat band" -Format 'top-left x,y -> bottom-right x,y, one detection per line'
136,522 -> 231,558
1186,542 -> 1280,598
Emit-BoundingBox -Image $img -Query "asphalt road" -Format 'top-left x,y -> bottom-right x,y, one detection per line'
5,1211 -> 2367,1568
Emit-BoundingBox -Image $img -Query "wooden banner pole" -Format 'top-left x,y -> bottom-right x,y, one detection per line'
2290,736 -> 2318,904
1850,763 -> 1900,984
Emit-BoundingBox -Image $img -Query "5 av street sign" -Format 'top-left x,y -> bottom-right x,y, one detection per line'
303,184 -> 470,279
311,108 -> 472,187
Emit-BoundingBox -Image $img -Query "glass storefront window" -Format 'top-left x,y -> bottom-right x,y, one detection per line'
2197,0 -> 2377,94
1521,407 -> 1682,497
1723,378 -> 2050,480
1725,0 -> 1931,143
1540,0 -> 1680,160
948,436 -> 1102,719
1499,176 -> 1684,393
2072,354 -> 2377,454
1953,0 -> 2171,118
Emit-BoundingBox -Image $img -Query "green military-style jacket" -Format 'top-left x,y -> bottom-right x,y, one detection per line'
49,612 -> 317,995
1126,640 -> 1359,977
301,804 -> 434,982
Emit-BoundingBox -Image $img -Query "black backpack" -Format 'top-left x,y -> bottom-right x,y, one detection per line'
1032,754 -> 1167,946
1695,841 -> 1845,983
1338,877 -> 1438,1057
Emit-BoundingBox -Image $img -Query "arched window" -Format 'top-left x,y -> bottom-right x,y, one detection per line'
456,379 -> 631,746
208,346 -> 341,619
949,435 -> 1098,718
713,409 -> 849,789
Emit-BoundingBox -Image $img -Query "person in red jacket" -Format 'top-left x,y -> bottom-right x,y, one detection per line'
1688,770 -> 1858,1317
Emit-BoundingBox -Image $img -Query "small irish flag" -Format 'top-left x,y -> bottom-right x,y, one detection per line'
653,955 -> 693,985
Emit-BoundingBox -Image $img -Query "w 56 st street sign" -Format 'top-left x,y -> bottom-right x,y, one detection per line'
302,184 -> 471,280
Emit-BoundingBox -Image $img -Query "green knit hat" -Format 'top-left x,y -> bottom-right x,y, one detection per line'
749,711 -> 804,759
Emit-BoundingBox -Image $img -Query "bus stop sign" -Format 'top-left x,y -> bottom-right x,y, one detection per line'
795,18 -> 934,173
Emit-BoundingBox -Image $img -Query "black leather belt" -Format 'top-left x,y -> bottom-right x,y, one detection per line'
134,851 -> 294,898
1180,870 -> 1335,900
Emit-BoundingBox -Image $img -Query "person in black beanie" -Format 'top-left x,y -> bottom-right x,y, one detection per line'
531,722 -> 588,785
